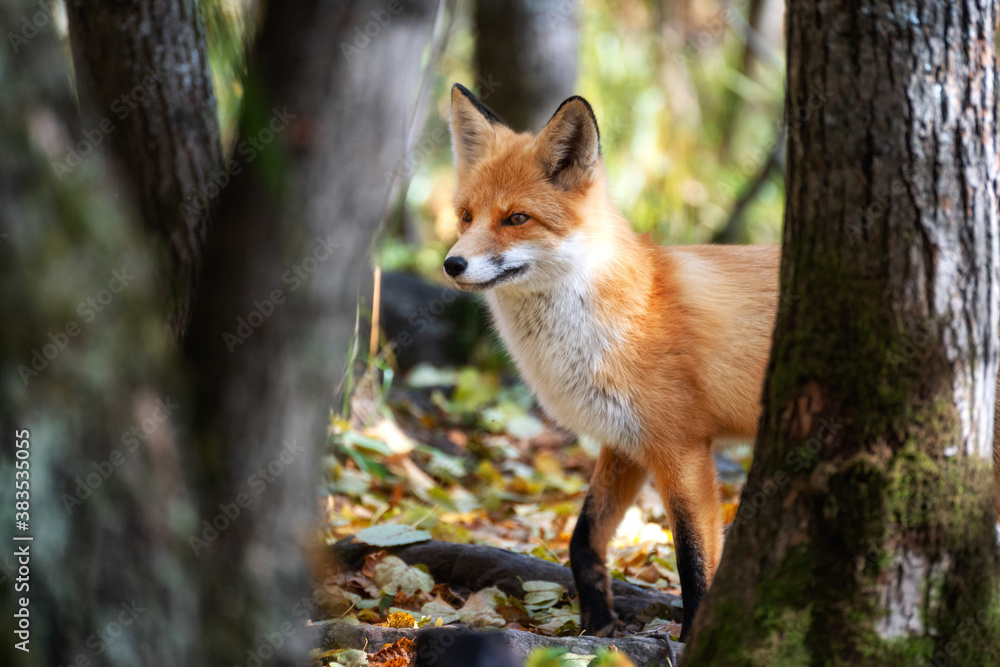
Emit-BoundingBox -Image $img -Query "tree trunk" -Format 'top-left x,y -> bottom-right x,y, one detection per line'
182,0 -> 443,663
686,1 -> 1000,664
65,0 -> 224,337
474,0 -> 578,132
0,0 -> 442,664
1,0 -> 199,663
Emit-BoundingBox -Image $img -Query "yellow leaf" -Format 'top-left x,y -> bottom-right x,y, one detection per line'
383,611 -> 417,628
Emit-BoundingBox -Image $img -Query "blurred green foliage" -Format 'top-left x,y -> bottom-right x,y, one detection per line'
380,0 -> 787,281
202,0 -> 787,281
202,0 -> 253,149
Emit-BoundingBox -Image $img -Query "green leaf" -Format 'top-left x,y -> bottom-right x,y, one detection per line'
342,431 -> 394,456
354,524 -> 431,547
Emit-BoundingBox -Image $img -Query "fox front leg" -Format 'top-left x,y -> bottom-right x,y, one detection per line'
570,445 -> 647,636
652,443 -> 723,642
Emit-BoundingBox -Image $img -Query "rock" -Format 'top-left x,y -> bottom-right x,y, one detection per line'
377,271 -> 490,373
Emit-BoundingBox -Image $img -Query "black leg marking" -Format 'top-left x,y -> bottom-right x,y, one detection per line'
570,494 -> 617,636
672,500 -> 707,642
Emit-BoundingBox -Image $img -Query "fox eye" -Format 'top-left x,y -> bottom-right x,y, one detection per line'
503,213 -> 530,226
460,209 -> 473,223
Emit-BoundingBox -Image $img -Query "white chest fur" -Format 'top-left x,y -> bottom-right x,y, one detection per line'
486,281 -> 642,448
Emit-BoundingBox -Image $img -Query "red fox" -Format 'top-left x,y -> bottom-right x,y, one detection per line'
442,83 -> 780,641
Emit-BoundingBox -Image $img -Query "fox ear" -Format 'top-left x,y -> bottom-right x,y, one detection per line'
450,83 -> 504,178
536,96 -> 601,190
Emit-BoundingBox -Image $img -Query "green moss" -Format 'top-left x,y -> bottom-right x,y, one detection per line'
749,607 -> 811,666
686,444 -> 999,666
880,636 -> 936,666
763,254 -> 958,454
686,254 -> 1000,665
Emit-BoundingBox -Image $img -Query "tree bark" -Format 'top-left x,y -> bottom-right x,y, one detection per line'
1,1 -> 199,663
65,0 -> 224,337
1,0 -> 442,665
686,1 -> 1000,664
182,0 -> 443,664
474,0 -> 578,132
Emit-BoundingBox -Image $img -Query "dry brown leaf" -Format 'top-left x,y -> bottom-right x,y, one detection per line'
368,636 -> 415,667
361,551 -> 388,578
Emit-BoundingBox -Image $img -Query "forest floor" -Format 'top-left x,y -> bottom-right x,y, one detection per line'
318,363 -> 751,667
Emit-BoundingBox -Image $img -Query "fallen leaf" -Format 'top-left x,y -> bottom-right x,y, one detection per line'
365,419 -> 416,455
457,589 -> 506,627
373,556 -> 435,596
368,636 -> 415,667
355,525 -> 431,548
332,648 -> 369,666
382,611 -> 418,629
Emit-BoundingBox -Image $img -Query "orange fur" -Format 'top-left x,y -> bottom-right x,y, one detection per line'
445,83 -> 1000,639
444,84 -> 779,637
447,85 -> 779,465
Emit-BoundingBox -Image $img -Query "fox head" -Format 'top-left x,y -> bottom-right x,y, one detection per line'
443,83 -> 612,292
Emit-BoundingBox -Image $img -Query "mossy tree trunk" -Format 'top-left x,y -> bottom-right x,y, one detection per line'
686,1 -> 1000,664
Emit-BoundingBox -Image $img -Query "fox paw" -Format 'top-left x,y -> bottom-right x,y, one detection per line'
581,608 -> 618,637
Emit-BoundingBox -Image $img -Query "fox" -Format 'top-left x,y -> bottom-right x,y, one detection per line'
441,82 -> 780,641
439,81 -> 1000,645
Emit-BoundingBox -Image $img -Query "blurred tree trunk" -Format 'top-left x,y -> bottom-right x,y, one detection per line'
686,1 -> 1000,664
0,0 -> 442,665
0,0 -> 197,663
65,0 -> 224,337
474,0 -> 578,131
183,0 -> 442,662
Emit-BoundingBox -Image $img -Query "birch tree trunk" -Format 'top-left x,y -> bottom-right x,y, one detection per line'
686,0 -> 1000,663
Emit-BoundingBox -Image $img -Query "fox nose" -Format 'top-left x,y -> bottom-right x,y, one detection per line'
443,256 -> 467,277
